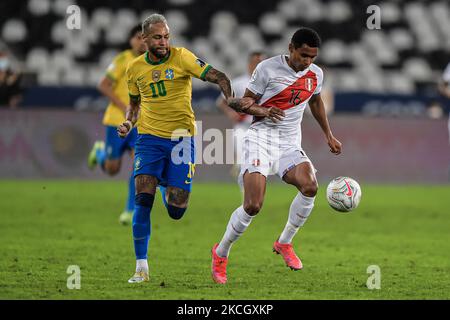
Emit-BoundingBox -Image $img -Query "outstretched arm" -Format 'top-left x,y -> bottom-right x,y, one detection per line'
227,89 -> 285,122
308,93 -> 342,155
204,67 -> 234,100
216,96 -> 242,123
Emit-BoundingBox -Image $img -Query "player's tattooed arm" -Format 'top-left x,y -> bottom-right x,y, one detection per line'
117,95 -> 140,138
309,93 -> 342,155
227,89 -> 285,122
204,67 -> 234,100
126,95 -> 141,125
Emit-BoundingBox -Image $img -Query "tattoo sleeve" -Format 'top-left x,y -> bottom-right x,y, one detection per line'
126,95 -> 140,125
227,98 -> 268,117
204,68 -> 233,100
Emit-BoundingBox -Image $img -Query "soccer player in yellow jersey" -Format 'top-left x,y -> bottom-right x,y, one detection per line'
117,14 -> 237,283
88,25 -> 146,225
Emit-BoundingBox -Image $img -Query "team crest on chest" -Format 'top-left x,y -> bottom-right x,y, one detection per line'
152,70 -> 161,82
165,68 -> 174,80
305,78 -> 314,92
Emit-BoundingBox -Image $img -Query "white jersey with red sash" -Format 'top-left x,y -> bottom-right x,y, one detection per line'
237,55 -> 322,180
247,55 -> 323,148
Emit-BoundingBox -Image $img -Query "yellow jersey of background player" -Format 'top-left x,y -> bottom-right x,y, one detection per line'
102,49 -> 139,126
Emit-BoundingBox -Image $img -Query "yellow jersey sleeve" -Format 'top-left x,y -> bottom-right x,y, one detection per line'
179,48 -> 212,81
105,54 -> 126,82
126,63 -> 140,98
102,50 -> 138,127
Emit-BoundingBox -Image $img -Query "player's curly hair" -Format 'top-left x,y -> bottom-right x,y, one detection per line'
142,14 -> 168,34
291,27 -> 321,48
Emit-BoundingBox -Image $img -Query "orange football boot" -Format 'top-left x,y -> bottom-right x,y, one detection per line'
211,243 -> 228,284
273,240 -> 303,270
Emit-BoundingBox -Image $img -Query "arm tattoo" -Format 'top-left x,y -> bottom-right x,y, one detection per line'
126,98 -> 140,125
167,187 -> 190,207
227,98 -> 247,112
204,68 -> 233,100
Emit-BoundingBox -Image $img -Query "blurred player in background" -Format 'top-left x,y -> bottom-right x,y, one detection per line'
87,25 -> 147,225
437,61 -> 450,179
216,51 -> 267,180
0,49 -> 22,108
117,14 -> 235,283
211,27 -> 342,284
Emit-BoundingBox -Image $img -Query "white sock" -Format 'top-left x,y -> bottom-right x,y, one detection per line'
278,192 -> 315,244
216,206 -> 253,257
136,259 -> 148,272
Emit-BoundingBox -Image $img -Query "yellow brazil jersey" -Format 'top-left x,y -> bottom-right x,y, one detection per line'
126,47 -> 212,138
102,49 -> 139,127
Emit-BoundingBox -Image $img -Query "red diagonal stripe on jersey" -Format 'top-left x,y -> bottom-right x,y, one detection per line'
260,70 -> 318,110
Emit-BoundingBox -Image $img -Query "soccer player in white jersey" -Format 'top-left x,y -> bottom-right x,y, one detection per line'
216,52 -> 267,179
438,62 -> 450,144
210,27 -> 342,284
438,61 -> 450,178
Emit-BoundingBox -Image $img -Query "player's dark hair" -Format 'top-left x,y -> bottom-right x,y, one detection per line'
291,27 -> 321,49
128,25 -> 142,41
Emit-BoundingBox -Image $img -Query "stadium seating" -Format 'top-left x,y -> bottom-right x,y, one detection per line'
0,0 -> 449,93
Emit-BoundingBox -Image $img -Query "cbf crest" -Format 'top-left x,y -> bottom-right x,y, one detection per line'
134,157 -> 142,171
165,68 -> 174,80
152,70 -> 161,82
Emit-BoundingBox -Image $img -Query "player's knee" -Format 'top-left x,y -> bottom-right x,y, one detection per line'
135,193 -> 155,209
104,161 -> 120,176
167,187 -> 190,208
135,175 -> 158,194
167,205 -> 186,220
301,182 -> 318,197
243,200 -> 263,216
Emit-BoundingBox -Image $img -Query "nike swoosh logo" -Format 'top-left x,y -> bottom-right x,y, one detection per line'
344,179 -> 353,197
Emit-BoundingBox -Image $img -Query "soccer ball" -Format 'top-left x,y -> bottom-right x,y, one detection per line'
326,177 -> 362,212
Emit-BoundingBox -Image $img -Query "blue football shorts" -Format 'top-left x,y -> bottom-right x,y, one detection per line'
133,134 -> 195,192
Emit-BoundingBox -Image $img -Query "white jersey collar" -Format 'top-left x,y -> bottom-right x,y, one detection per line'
281,55 -> 311,77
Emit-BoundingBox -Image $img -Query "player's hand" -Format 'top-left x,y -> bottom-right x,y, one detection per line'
117,120 -> 132,138
265,106 -> 285,123
328,135 -> 342,155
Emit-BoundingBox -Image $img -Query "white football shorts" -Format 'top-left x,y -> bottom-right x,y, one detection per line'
237,127 -> 316,186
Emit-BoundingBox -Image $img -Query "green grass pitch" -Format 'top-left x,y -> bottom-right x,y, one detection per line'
0,180 -> 449,299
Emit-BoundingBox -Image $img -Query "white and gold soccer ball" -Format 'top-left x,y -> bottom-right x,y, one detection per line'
326,177 -> 362,212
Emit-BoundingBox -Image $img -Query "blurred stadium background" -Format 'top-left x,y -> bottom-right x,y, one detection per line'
0,0 -> 449,183
1,0 -> 450,301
